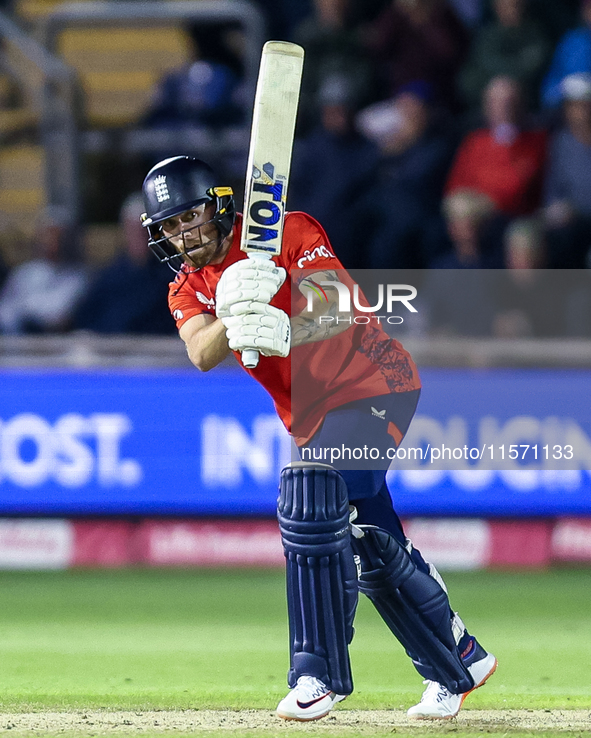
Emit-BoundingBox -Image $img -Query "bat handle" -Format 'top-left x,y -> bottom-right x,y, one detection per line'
242,349 -> 259,368
240,252 -> 273,369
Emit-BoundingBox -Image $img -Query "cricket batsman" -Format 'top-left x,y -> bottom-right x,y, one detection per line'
141,155 -> 497,721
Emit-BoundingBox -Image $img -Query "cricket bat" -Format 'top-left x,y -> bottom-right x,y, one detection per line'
240,40 -> 304,369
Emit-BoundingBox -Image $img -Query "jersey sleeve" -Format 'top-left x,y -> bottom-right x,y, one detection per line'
168,274 -> 215,330
281,212 -> 344,276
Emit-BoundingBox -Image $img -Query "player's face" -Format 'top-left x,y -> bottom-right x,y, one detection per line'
160,203 -> 223,269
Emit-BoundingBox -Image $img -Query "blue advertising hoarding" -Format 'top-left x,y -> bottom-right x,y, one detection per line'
0,367 -> 589,516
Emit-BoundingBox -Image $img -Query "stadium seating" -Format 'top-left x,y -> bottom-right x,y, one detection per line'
0,144 -> 45,264
13,0 -> 70,24
57,26 -> 193,128
0,144 -> 44,209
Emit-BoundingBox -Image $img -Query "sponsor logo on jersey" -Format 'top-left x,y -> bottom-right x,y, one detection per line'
371,407 -> 386,420
154,175 -> 169,203
297,244 -> 335,268
196,291 -> 215,309
173,309 -> 184,320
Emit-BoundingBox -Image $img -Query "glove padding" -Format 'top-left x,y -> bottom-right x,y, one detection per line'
216,258 -> 286,318
222,302 -> 291,358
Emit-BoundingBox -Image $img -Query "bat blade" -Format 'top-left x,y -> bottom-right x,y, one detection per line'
239,41 -> 304,368
240,41 -> 304,257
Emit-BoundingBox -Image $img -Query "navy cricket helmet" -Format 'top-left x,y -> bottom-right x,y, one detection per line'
141,156 -> 235,271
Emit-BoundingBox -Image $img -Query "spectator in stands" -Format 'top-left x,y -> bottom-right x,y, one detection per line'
141,37 -> 242,130
73,193 -> 174,334
434,188 -> 498,267
492,217 -> 566,337
543,73 -> 591,268
352,80 -> 457,268
445,76 -> 548,216
364,0 -> 469,110
502,215 -> 547,269
0,206 -> 88,334
541,0 -> 591,109
420,189 -> 497,336
458,0 -> 551,113
293,0 -> 377,131
289,73 -> 380,269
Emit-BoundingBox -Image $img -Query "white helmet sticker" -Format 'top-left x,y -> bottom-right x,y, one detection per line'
154,175 -> 169,203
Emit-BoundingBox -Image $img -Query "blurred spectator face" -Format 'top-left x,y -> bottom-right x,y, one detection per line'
561,73 -> 591,136
446,213 -> 480,254
443,190 -> 494,259
392,92 -> 429,146
321,103 -> 353,134
318,73 -> 358,135
356,89 -> 430,154
39,224 -> 63,261
506,232 -> 544,269
483,76 -> 522,129
493,0 -> 525,27
397,92 -> 429,129
314,0 -> 350,26
565,99 -> 591,131
503,220 -> 545,299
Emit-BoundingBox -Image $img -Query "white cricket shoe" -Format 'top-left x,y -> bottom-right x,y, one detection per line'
407,652 -> 497,720
276,675 -> 346,721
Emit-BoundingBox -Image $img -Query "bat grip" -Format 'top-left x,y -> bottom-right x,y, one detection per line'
240,252 -> 273,369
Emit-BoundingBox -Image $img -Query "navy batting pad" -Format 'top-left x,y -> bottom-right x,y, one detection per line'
353,526 -> 474,694
278,462 -> 357,695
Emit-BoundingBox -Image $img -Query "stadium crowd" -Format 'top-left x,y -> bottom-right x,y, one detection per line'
0,0 -> 590,337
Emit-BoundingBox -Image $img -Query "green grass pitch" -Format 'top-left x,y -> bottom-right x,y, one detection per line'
0,567 -> 590,736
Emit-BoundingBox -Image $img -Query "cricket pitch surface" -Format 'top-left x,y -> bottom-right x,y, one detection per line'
0,710 -> 589,735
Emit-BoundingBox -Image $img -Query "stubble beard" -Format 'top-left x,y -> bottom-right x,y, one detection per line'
178,224 -> 222,270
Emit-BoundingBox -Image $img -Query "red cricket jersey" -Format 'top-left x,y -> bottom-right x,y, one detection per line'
168,211 -> 421,444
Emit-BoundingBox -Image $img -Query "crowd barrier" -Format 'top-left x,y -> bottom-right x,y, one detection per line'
0,517 -> 588,570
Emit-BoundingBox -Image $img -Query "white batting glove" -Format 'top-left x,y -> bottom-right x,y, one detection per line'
215,259 -> 287,319
222,302 -> 291,358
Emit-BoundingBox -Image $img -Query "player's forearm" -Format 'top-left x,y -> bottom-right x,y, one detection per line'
291,301 -> 353,347
291,269 -> 354,347
184,319 -> 231,372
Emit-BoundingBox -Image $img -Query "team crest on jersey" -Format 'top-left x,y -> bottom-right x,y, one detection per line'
154,175 -> 169,203
297,244 -> 335,268
196,291 -> 215,309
